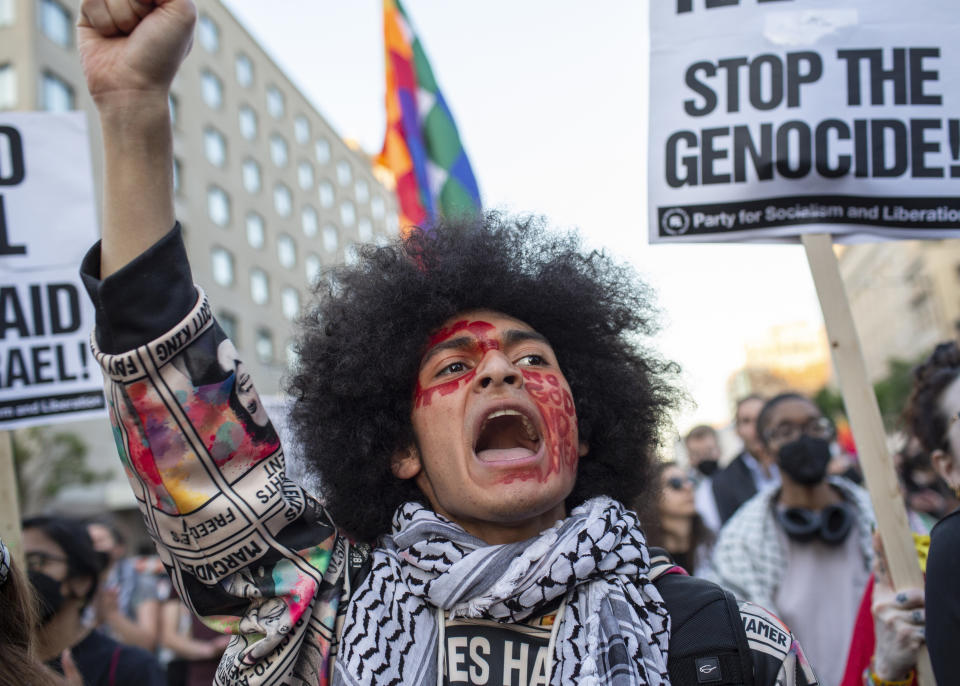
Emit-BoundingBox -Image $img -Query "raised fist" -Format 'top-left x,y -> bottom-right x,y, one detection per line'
77,0 -> 197,106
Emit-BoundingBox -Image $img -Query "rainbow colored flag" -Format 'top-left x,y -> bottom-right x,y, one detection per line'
378,0 -> 481,233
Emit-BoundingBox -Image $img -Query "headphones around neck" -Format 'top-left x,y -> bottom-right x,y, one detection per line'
775,501 -> 854,545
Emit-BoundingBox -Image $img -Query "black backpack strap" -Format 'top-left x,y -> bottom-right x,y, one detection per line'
650,548 -> 754,686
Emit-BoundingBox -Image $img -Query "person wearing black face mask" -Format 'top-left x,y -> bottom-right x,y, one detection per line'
21,517 -> 164,686
712,393 -> 876,686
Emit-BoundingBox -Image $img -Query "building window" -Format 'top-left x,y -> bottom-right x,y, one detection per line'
238,105 -> 257,140
345,244 -> 359,267
336,160 -> 352,186
39,0 -> 71,47
355,179 -> 369,204
318,180 -> 334,209
322,224 -> 338,253
241,158 -> 261,193
305,253 -> 320,284
201,70 -> 223,109
0,0 -> 14,26
172,158 -> 181,195
315,138 -> 331,164
0,64 -> 16,110
266,85 -> 284,118
340,201 -> 355,228
386,213 -> 399,235
198,14 -> 219,53
294,115 -> 310,144
255,328 -> 274,363
301,205 -> 318,237
218,310 -> 238,343
297,161 -> 314,190
235,53 -> 253,87
211,247 -> 234,286
41,71 -> 73,111
371,196 -> 385,220
269,134 -> 288,167
358,217 -> 372,242
281,287 -> 300,320
273,183 -> 292,217
250,269 -> 269,305
277,234 -> 296,269
207,186 -> 230,226
203,127 -> 227,167
246,212 -> 265,249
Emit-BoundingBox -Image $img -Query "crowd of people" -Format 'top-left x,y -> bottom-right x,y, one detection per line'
0,1 -> 958,684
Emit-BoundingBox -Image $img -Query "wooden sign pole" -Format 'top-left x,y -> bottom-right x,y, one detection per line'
0,430 -> 22,563
802,233 -> 933,685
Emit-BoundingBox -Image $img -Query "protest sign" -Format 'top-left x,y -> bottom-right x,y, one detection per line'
649,0 -> 960,243
0,112 -> 104,429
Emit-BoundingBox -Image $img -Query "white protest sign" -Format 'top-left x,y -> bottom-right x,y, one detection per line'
0,112 -> 105,428
649,0 -> 960,243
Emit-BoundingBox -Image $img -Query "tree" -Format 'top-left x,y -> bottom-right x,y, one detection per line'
12,428 -> 112,514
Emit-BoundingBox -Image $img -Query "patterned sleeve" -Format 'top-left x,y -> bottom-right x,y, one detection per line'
93,288 -> 354,686
739,601 -> 819,686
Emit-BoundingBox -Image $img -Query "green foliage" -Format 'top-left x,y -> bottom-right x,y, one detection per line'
813,354 -> 924,433
12,428 -> 112,511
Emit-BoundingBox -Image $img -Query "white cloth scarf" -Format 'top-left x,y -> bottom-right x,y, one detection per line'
333,496 -> 671,686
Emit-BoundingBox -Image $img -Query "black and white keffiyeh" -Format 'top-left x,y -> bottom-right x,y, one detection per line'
333,496 -> 671,686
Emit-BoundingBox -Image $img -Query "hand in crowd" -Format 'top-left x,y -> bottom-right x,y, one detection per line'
92,585 -> 120,625
871,535 -> 925,681
59,648 -> 84,686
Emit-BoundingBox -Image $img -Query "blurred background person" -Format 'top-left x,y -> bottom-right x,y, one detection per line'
160,594 -> 231,686
87,520 -> 162,652
707,394 -> 779,530
642,462 -> 716,578
22,516 -> 164,686
684,424 -> 722,479
904,340 -> 960,683
0,536 -> 81,686
712,392 -> 874,686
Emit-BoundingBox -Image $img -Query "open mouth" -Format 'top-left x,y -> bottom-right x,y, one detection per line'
474,409 -> 541,462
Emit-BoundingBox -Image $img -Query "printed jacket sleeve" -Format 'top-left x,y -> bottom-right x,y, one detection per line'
81,225 -> 358,686
740,601 -> 820,686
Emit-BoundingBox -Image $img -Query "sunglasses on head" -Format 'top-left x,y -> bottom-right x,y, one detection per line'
665,476 -> 694,491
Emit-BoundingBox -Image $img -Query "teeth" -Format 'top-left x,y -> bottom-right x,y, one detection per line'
481,409 -> 539,441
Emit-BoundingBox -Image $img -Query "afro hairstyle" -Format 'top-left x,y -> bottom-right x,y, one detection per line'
287,212 -> 678,543
904,341 -> 960,453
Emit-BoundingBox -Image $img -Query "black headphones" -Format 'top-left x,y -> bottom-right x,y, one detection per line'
775,501 -> 854,545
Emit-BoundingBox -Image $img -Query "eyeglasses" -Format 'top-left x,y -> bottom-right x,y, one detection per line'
665,476 -> 695,491
764,416 -> 834,444
24,551 -> 68,571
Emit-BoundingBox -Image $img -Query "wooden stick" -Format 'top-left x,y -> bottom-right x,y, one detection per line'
802,233 -> 933,685
0,430 -> 22,563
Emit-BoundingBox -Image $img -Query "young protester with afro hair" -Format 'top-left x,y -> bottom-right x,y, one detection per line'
75,0 -> 818,684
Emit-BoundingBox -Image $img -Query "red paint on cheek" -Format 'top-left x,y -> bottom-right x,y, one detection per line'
518,371 -> 579,484
414,370 -> 477,408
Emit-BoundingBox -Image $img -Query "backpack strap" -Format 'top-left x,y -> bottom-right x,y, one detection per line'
108,645 -> 122,686
649,548 -> 754,686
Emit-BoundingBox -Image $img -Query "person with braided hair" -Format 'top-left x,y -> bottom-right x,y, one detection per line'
904,341 -> 960,684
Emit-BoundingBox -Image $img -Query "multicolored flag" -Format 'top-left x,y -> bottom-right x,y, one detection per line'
378,0 -> 481,234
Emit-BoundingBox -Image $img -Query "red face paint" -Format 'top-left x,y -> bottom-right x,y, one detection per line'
517,370 -> 579,484
415,319 -> 499,408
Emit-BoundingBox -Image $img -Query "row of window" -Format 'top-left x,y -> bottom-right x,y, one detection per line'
0,65 -> 74,112
216,310 -> 292,367
1,0 -> 74,47
210,249 -> 301,316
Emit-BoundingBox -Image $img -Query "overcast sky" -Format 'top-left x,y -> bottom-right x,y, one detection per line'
221,0 -> 827,436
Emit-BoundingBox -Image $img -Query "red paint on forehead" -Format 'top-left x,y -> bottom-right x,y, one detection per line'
426,319 -> 497,348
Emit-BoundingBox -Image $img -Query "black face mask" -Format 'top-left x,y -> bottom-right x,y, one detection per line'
777,435 -> 831,485
28,570 -> 65,625
696,459 -> 719,477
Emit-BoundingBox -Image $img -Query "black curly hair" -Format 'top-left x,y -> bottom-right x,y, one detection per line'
904,341 -> 960,453
287,213 -> 678,543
